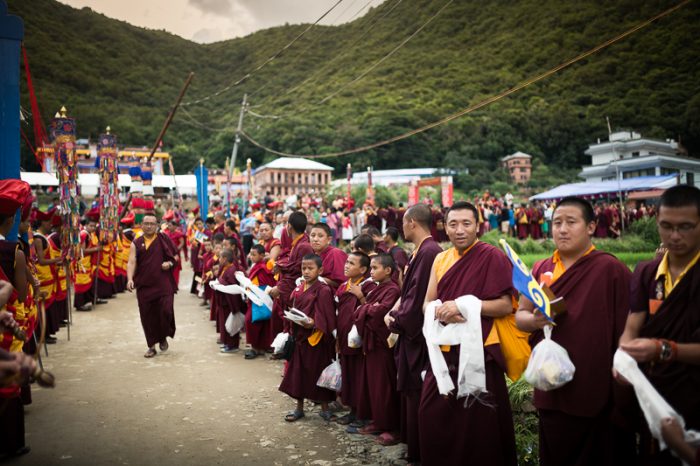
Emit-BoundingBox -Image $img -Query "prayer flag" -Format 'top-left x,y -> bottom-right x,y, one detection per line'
499,239 -> 554,323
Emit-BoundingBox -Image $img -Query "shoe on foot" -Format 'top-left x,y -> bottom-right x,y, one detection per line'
46,336 -> 57,344
244,350 -> 259,360
159,340 -> 169,351
220,346 -> 239,353
96,299 -> 108,305
144,348 -> 157,358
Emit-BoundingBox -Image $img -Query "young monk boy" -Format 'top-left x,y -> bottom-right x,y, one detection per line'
244,244 -> 276,359
216,248 -> 245,353
309,223 -> 347,291
335,252 -> 376,425
354,254 -> 401,445
279,254 -> 337,422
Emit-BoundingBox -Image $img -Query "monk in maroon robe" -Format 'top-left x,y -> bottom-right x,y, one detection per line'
619,185 -> 700,466
355,255 -> 401,442
279,255 -> 336,421
269,212 -> 314,335
216,249 -> 245,352
309,223 -> 347,291
127,214 -> 177,358
384,226 -> 409,285
164,221 -> 185,286
517,197 -> 634,466
244,244 -> 276,358
420,202 -> 517,466
335,252 -> 375,424
386,204 -> 443,463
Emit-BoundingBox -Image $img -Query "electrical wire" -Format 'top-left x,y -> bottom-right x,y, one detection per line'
181,0 -> 344,107
248,0 -> 404,112
239,0 -> 692,159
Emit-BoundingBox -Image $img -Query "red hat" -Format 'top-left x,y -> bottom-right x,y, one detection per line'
51,214 -> 62,227
163,210 -> 174,221
132,197 -> 146,209
120,212 -> 135,225
85,206 -> 100,221
35,209 -> 53,222
0,179 -> 31,216
192,206 -> 200,215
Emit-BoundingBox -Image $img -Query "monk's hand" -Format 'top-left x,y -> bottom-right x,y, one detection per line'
620,338 -> 658,363
0,310 -> 18,334
268,287 -> 280,299
435,301 -> 466,324
530,309 -> 550,330
126,280 -> 135,292
348,283 -> 364,300
161,261 -> 173,270
301,317 -> 314,329
660,418 -> 686,451
612,368 -> 630,386
384,312 -> 395,328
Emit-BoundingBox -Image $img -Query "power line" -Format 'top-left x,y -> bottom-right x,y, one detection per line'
246,0 -> 377,101
181,0 -> 344,107
239,0 -> 692,159
250,0 -> 446,119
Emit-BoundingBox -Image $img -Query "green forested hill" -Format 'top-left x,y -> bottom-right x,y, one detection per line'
10,0 -> 700,190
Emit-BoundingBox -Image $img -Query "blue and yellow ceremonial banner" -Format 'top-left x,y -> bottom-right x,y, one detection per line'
196,161 -> 209,220
499,239 -> 554,323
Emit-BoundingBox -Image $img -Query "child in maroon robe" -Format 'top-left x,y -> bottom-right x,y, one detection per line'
279,254 -> 336,422
244,244 -> 276,359
309,223 -> 347,291
216,248 -> 244,353
354,254 -> 401,445
335,252 -> 375,425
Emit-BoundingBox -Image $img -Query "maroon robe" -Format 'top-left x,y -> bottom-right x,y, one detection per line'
217,263 -> 245,348
244,261 -> 277,350
272,234 -> 313,334
278,280 -> 336,402
355,280 -> 401,431
375,240 -> 388,254
531,250 -> 632,466
336,278 -> 376,411
389,237 -> 442,462
318,246 -> 347,291
631,257 -> 700,464
133,233 -> 178,348
419,242 -> 517,466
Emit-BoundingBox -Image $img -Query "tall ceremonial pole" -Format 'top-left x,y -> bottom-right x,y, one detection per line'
346,163 -> 352,208
95,128 -> 118,308
224,157 -> 231,218
147,72 -> 194,163
50,106 -> 80,340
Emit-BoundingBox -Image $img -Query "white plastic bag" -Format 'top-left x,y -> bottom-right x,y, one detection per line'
347,324 -> 362,349
271,332 -> 290,355
225,312 -> 245,336
316,359 -> 342,392
523,326 -> 575,391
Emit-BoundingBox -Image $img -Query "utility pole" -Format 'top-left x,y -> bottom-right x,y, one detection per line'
228,93 -> 248,182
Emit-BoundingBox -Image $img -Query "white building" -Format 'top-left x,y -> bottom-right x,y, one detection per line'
253,157 -> 334,197
579,131 -> 700,186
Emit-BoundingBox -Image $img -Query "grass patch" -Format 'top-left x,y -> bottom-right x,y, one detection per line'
519,251 -> 655,269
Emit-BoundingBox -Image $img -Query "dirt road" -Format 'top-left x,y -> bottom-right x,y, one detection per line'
16,269 -> 404,465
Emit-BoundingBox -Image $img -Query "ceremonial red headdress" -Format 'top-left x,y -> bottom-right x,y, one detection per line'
85,206 -> 100,221
131,197 -> 146,209
120,212 -> 135,225
35,209 -> 53,222
163,210 -> 174,221
0,179 -> 32,216
192,206 -> 200,215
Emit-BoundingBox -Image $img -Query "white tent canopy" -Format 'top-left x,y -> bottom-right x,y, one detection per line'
20,172 -> 197,196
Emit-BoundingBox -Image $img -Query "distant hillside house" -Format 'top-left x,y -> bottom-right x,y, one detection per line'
501,152 -> 532,184
579,131 -> 700,187
253,157 -> 334,197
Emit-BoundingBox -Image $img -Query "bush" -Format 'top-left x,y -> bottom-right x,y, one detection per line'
593,235 -> 655,253
629,217 -> 660,246
508,377 -> 539,466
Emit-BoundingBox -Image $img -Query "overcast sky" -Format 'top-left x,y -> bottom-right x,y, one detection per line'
57,0 -> 386,43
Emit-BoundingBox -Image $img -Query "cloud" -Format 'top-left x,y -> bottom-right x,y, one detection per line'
188,0 -> 232,16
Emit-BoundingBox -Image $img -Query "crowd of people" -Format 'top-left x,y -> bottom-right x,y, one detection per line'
0,178 -> 698,465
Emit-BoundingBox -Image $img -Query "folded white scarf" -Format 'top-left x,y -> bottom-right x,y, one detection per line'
423,296 -> 485,398
614,349 -> 700,455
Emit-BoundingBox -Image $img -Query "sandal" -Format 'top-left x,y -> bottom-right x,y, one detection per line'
349,419 -> 367,428
335,413 -> 356,425
144,348 -> 157,358
376,432 -> 400,446
284,410 -> 305,422
318,410 -> 335,422
358,424 -> 381,435
159,340 -> 169,352
244,350 -> 258,360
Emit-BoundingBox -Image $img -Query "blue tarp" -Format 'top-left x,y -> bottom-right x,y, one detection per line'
530,174 -> 678,201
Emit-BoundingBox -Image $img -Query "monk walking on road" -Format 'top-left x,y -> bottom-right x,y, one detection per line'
127,214 -> 178,358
